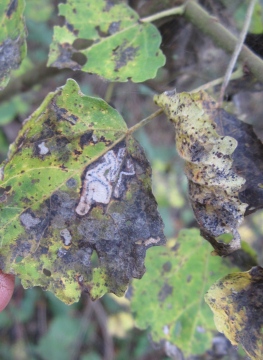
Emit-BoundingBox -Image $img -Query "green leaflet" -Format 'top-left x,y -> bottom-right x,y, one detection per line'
48,0 -> 165,82
131,228 -> 238,356
0,0 -> 27,90
0,79 -> 165,304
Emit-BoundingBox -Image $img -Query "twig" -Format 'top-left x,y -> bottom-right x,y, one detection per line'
0,62 -> 71,103
183,1 -> 263,83
91,300 -> 114,360
104,82 -> 115,103
70,297 -> 94,360
191,66 -> 243,94
141,4 -> 185,23
219,0 -> 257,105
127,108 -> 163,134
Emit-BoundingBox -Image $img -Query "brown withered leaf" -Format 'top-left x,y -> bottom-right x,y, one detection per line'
154,90 -> 250,256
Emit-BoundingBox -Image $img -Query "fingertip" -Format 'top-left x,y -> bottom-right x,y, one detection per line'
0,270 -> 15,312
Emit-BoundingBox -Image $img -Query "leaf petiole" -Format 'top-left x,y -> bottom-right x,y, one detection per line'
191,66 -> 243,94
127,108 -> 163,134
141,4 -> 185,23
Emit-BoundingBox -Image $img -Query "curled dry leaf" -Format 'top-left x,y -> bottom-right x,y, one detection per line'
205,266 -> 263,360
0,79 -> 165,304
154,90 -> 247,256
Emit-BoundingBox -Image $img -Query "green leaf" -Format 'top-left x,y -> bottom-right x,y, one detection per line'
0,79 -> 165,304
33,316 -> 81,360
48,0 -> 165,82
0,0 -> 27,90
205,266 -> 263,360
131,228 -> 238,357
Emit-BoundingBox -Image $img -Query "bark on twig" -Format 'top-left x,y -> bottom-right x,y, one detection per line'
183,1 -> 263,83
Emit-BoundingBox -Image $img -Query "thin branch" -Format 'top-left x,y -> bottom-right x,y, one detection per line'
219,0 -> 257,105
183,0 -> 263,83
70,297 -> 94,360
192,66 -> 243,94
127,108 -> 163,134
91,300 -> 114,360
104,82 -> 115,103
0,62 -> 71,103
141,4 -> 185,23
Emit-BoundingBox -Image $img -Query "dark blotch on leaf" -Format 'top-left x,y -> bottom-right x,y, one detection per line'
66,22 -> 79,36
66,178 -> 77,188
0,38 -> 22,79
113,41 -> 139,71
79,131 -> 93,148
108,21 -> 120,35
50,43 -> 81,71
162,261 -> 172,272
158,282 -> 173,302
6,0 -> 18,17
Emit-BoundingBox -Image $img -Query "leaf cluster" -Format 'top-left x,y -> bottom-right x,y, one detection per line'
0,0 -> 263,359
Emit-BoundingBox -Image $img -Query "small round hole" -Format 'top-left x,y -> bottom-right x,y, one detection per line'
71,52 -> 87,66
43,268 -> 51,277
73,38 -> 93,50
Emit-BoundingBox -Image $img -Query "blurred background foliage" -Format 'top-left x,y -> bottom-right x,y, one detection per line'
0,0 -> 263,359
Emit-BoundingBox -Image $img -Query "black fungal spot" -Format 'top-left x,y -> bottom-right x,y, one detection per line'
66,178 -> 77,188
162,261 -> 172,272
158,283 -> 173,302
99,135 -> 112,146
0,38 -> 22,83
113,41 -> 139,71
79,131 -> 94,148
108,21 -> 120,34
103,0 -> 115,12
66,22 -> 79,36
6,0 -> 18,17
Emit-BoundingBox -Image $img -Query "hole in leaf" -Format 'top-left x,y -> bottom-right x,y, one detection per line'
71,52 -> 87,66
73,38 -> 93,50
43,268 -> 51,277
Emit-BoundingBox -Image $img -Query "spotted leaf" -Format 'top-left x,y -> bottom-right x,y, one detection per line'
205,266 -> 263,360
0,79 -> 165,304
131,229 -> 238,356
154,90 -> 248,256
0,0 -> 27,90
47,0 -> 165,82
